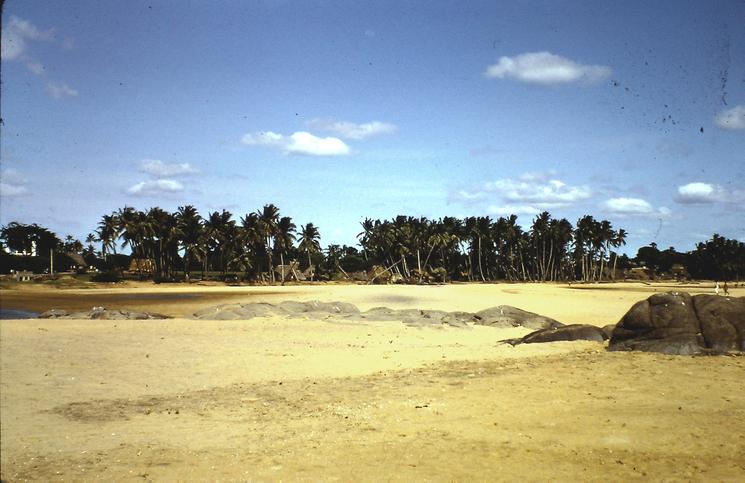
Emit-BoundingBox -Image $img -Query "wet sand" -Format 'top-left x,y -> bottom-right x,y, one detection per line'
1,282 -> 744,480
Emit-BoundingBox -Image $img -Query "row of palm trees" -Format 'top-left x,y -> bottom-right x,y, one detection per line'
92,205 -> 626,283
356,213 -> 627,282
94,205 -> 321,281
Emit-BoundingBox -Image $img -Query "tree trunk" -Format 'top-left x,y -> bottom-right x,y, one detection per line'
478,237 -> 486,282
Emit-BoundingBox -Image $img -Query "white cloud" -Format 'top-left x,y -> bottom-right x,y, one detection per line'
306,119 -> 397,140
25,59 -> 45,75
0,169 -> 29,197
714,105 -> 745,130
286,131 -> 350,156
241,131 -> 285,147
0,182 -> 29,197
675,182 -> 745,204
451,173 -> 591,215
1,16 -> 53,61
485,51 -> 611,85
240,130 -> 350,156
139,159 -> 197,177
603,197 -> 670,217
484,176 -> 591,205
127,179 -> 184,196
487,204 -> 541,216
46,82 -> 78,99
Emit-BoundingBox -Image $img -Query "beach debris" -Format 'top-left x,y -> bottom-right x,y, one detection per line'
609,293 -> 745,355
39,307 -> 168,320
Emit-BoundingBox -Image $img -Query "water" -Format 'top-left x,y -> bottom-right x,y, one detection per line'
0,309 -> 40,319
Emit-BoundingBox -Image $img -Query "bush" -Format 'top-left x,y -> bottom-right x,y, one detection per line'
92,270 -> 122,283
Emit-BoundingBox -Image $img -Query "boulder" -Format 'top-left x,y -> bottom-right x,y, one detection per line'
473,306 -> 564,330
609,293 -> 745,355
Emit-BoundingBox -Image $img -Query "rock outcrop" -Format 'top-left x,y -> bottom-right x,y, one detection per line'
609,293 -> 745,355
39,307 -> 168,320
502,324 -> 608,346
192,300 -> 565,330
472,306 -> 564,330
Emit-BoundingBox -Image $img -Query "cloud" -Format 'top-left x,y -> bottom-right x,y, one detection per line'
675,182 -> 745,204
127,179 -> 184,196
25,59 -> 45,75
240,130 -> 350,156
306,119 -> 397,140
0,169 -> 29,197
714,105 -> 745,130
45,82 -> 78,99
485,52 -> 611,85
241,131 -> 285,147
484,176 -> 591,205
2,16 -> 78,96
487,204 -> 542,216
139,159 -> 197,177
286,132 -> 350,156
602,197 -> 670,217
451,172 -> 591,214
1,16 -> 53,61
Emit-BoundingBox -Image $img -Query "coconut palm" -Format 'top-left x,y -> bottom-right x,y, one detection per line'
256,204 -> 280,282
298,222 -> 321,281
275,216 -> 296,283
176,205 -> 203,280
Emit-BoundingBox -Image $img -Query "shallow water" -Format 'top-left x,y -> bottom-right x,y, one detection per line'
0,309 -> 40,319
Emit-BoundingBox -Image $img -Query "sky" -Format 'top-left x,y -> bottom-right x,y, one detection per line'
1,0 -> 744,255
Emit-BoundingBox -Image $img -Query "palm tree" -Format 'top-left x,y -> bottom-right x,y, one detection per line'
298,223 -> 321,281
611,228 -> 627,280
256,204 -> 280,282
275,216 -> 296,283
96,213 -> 119,260
176,205 -> 203,281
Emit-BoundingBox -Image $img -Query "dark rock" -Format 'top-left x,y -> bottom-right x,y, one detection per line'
694,295 -> 745,352
609,293 -> 745,355
474,306 -> 564,330
501,324 -> 607,346
601,324 -> 617,340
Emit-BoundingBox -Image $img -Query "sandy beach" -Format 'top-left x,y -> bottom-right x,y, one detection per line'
1,281 -> 744,480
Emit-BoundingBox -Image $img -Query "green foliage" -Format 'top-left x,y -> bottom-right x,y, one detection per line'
91,270 -> 122,283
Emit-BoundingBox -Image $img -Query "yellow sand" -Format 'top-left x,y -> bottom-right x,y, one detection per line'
1,282 -> 744,481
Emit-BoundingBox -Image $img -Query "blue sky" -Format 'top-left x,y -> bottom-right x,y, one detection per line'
1,0 -> 744,254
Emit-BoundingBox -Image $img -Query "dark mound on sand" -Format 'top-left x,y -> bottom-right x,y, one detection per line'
501,324 -> 608,346
609,293 -> 745,355
192,300 -> 564,330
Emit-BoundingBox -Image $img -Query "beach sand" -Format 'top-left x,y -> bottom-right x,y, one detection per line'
1,282 -> 744,480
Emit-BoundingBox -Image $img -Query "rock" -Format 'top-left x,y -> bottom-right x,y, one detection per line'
501,324 -> 608,346
192,301 -> 566,331
39,307 -> 167,320
522,324 -> 607,344
473,306 -> 564,330
609,293 -> 745,355
39,309 -> 69,318
694,295 -> 745,352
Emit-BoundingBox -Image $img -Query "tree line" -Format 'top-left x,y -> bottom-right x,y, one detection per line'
2,208 -> 744,283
